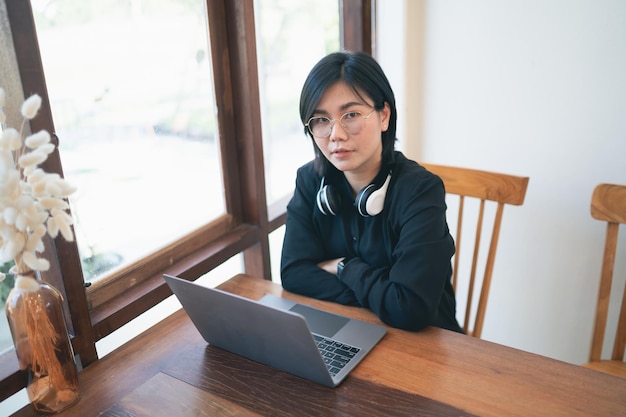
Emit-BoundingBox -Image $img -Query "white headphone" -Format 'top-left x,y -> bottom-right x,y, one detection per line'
316,172 -> 392,217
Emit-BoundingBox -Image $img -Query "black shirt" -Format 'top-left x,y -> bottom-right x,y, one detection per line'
281,151 -> 463,333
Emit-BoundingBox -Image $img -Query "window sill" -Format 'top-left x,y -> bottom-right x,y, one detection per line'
90,223 -> 262,341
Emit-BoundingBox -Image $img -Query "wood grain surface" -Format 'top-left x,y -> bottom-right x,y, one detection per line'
12,274 -> 626,417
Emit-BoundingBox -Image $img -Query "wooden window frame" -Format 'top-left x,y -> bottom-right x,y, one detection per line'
0,0 -> 373,402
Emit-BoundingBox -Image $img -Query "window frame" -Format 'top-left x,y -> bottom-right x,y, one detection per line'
0,0 -> 373,402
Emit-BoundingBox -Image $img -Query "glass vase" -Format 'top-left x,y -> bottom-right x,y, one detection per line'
4,272 -> 81,414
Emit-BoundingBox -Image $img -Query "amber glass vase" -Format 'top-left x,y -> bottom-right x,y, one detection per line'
5,273 -> 81,414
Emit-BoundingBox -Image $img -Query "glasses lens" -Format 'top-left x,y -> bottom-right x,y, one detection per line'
340,112 -> 365,135
308,117 -> 331,138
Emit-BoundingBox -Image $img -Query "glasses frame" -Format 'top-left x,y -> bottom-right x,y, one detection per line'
305,109 -> 376,139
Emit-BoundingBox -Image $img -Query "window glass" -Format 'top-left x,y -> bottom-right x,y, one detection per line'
254,0 -> 340,203
31,0 -> 223,284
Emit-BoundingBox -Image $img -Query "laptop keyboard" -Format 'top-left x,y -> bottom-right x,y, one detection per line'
313,334 -> 361,377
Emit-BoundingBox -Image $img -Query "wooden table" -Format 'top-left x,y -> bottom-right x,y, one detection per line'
13,274 -> 626,416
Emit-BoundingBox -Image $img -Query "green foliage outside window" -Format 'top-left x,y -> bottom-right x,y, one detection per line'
0,261 -> 15,305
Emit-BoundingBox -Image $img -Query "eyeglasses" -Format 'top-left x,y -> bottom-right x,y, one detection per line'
305,109 -> 375,139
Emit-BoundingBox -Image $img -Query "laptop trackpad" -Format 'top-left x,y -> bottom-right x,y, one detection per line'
289,304 -> 349,337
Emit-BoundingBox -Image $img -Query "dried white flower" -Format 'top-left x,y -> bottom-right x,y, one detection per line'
3,206 -> 18,224
46,216 -> 59,239
21,94 -> 42,120
18,150 -> 48,169
25,226 -> 46,252
1,128 -> 22,151
22,250 -> 50,271
0,87 -> 76,273
38,197 -> 69,210
26,168 -> 46,184
50,208 -> 73,241
37,143 -> 56,155
24,130 -> 51,149
0,232 -> 25,262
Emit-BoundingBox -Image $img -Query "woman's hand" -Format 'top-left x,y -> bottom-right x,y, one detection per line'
317,257 -> 345,276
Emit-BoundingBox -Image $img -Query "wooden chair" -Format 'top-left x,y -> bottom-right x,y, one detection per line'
583,183 -> 626,378
420,163 -> 529,338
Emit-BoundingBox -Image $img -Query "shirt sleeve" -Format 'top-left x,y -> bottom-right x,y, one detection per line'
280,166 -> 359,305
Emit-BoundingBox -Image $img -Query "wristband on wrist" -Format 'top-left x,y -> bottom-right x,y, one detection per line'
337,258 -> 349,278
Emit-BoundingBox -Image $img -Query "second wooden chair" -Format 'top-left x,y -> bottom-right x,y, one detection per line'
583,183 -> 626,378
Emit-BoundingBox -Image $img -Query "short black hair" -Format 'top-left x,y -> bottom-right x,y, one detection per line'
299,51 -> 397,176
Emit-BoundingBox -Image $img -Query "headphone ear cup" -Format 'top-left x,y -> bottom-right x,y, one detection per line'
317,184 -> 341,215
356,173 -> 391,217
356,184 -> 376,217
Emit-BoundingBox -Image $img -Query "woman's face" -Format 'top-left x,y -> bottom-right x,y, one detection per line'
311,81 -> 390,185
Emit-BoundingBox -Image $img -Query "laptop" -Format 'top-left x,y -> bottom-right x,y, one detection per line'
163,274 -> 387,387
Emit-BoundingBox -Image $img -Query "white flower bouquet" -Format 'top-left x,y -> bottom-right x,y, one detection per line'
1,87 -> 82,413
0,87 -> 76,281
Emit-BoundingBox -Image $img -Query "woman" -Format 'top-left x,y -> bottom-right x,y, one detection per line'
280,51 -> 462,333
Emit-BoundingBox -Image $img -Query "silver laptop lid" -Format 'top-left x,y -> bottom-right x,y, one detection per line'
164,274 -> 386,387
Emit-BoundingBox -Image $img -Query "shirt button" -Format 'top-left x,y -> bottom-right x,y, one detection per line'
352,236 -> 357,241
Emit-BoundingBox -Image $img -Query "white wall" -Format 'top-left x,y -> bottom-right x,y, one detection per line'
378,0 -> 626,364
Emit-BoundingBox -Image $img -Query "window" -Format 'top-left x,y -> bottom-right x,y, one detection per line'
0,0 -> 372,403
254,0 -> 341,282
32,0 -> 224,285
255,0 -> 340,204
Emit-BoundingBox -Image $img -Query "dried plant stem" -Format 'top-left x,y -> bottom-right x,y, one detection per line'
13,276 -> 74,403
26,292 -> 64,381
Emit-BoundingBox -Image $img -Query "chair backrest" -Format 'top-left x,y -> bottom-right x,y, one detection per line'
420,163 -> 529,338
589,183 -> 626,363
